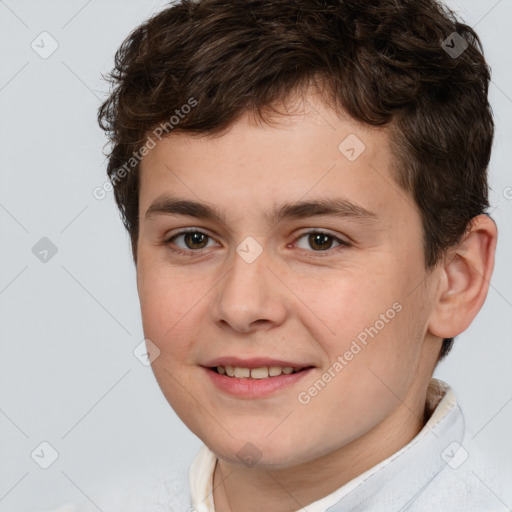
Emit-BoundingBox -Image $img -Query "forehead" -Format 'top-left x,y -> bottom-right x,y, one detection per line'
138,94 -> 416,229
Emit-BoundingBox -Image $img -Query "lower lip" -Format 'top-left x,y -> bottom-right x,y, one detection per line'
203,367 -> 314,398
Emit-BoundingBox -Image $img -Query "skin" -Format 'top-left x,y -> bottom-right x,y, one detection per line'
135,88 -> 497,512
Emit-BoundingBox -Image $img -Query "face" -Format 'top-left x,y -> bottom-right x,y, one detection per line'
136,90 -> 441,469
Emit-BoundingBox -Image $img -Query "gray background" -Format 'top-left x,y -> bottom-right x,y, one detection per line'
0,0 -> 510,510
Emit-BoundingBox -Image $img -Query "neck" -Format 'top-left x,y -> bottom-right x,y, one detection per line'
213,383 -> 430,512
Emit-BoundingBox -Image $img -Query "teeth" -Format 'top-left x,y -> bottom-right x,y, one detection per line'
215,365 -> 302,378
269,366 -> 282,377
234,367 -> 250,378
250,367 -> 269,379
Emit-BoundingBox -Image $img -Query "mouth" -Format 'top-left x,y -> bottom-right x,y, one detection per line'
210,365 -> 311,379
202,358 -> 315,397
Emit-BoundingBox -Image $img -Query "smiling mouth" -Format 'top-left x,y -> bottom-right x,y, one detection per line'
210,365 -> 312,379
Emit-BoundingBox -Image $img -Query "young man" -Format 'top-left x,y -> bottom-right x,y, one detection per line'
60,0 -> 504,510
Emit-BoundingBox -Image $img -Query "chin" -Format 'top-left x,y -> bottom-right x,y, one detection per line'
201,429 -> 319,470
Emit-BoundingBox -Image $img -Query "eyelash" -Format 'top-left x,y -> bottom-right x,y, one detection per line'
163,228 -> 350,258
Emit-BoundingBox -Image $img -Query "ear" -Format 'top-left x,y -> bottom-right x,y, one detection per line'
428,214 -> 497,339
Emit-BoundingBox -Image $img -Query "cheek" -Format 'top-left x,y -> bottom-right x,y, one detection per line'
293,307 -> 420,446
292,268 -> 402,351
293,264 -> 424,401
137,264 -> 203,358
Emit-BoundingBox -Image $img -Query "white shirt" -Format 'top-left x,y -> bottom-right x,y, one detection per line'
46,379 -> 508,512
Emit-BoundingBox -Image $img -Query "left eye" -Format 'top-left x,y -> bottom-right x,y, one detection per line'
294,231 -> 346,251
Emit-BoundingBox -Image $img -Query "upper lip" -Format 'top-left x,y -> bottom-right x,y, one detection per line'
203,357 -> 313,369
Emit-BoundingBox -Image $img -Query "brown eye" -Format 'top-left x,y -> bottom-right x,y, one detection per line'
166,230 -> 217,253
183,232 -> 209,249
294,230 -> 348,253
308,233 -> 334,251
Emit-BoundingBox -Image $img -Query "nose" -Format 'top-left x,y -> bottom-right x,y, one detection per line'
211,245 -> 288,333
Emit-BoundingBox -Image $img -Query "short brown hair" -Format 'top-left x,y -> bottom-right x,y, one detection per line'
98,0 -> 494,360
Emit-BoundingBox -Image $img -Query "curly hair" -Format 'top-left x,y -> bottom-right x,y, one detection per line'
98,0 -> 494,360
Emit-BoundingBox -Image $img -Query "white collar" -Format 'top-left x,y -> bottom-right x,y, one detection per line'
189,378 -> 464,512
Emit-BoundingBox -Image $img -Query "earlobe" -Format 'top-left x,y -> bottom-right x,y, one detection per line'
428,214 -> 497,339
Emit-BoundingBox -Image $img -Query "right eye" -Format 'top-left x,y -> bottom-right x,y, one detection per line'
165,229 -> 219,255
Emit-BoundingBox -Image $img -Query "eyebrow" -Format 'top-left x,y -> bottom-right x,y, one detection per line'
144,196 -> 378,226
